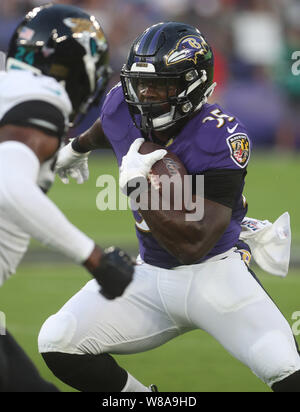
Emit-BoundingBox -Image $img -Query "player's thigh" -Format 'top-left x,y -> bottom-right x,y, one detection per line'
38,265 -> 180,356
187,253 -> 300,386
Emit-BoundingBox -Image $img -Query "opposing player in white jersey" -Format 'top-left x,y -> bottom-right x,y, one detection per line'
0,4 -> 136,392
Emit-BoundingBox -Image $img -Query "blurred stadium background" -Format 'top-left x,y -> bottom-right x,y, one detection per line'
0,0 -> 300,392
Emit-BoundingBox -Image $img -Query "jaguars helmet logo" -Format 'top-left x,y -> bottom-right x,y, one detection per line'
227,133 -> 250,168
165,35 -> 211,66
63,17 -> 106,45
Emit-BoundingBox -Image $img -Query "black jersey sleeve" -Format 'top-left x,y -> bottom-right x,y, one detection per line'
0,100 -> 66,140
192,169 -> 247,209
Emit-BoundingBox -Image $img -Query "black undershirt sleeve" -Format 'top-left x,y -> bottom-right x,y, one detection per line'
192,169 -> 247,209
0,100 -> 66,140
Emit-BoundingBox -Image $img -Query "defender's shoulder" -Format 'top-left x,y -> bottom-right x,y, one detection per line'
0,70 -> 71,119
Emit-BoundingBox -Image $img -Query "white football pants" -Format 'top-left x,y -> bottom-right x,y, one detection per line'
38,248 -> 300,387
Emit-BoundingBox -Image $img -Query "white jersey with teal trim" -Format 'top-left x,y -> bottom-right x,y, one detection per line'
0,69 -> 72,285
0,69 -> 71,122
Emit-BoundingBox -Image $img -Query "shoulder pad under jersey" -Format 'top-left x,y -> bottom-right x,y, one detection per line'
0,70 -> 72,123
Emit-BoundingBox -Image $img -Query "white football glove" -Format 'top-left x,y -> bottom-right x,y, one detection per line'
119,138 -> 167,195
55,139 -> 90,184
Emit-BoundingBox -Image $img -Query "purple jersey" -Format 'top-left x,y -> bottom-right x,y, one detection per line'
100,83 -> 250,268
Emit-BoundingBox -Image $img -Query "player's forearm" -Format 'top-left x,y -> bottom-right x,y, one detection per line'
140,191 -> 232,264
0,142 -> 94,263
72,119 -> 111,152
140,209 -> 212,264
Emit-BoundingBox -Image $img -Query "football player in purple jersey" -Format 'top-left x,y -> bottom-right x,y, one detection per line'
39,22 -> 300,392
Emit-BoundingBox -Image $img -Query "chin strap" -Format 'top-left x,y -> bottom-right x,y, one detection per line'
194,81 -> 217,112
152,81 -> 217,132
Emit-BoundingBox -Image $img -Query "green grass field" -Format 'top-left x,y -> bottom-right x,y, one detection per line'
0,151 -> 299,392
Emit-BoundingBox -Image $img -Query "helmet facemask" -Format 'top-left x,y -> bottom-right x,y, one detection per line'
121,22 -> 216,135
121,65 -> 216,133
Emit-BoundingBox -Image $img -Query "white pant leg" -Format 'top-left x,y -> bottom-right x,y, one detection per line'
178,251 -> 300,387
39,247 -> 300,387
38,263 -> 185,356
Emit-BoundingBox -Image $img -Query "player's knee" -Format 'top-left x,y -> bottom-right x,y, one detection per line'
41,352 -> 128,392
38,311 -> 78,354
248,330 -> 300,387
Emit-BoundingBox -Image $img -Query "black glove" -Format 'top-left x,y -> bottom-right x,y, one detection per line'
92,247 -> 134,299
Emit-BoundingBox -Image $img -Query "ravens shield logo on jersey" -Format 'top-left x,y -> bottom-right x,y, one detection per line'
227,133 -> 250,168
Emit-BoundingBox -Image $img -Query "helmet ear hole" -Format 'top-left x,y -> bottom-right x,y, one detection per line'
185,70 -> 198,82
181,101 -> 193,114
